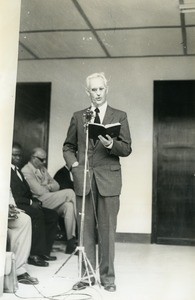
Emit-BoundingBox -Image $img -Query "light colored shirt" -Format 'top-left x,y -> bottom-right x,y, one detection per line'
91,101 -> 107,124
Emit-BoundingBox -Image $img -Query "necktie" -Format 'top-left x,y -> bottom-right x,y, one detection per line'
94,107 -> 100,124
93,108 -> 100,144
14,166 -> 23,181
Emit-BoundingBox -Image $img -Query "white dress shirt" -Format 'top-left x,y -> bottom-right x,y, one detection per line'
91,101 -> 107,124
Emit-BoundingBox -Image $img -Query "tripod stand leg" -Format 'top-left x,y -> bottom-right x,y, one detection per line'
82,252 -> 92,285
80,251 -> 100,287
54,247 -> 78,276
77,246 -> 94,284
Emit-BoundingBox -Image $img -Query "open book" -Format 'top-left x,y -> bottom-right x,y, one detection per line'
88,122 -> 121,141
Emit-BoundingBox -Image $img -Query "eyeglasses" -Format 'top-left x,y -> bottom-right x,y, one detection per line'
33,156 -> 46,163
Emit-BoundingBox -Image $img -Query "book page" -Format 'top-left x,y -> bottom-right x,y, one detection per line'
104,122 -> 121,128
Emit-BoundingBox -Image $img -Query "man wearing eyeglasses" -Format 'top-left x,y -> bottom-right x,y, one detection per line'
10,142 -> 59,267
22,147 -> 77,254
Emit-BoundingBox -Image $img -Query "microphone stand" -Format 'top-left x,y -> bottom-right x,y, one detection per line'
54,111 -> 100,288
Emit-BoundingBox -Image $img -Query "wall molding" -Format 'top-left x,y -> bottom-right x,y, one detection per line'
116,232 -> 151,244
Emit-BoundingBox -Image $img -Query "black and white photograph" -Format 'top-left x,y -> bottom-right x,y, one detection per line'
0,1 -> 195,299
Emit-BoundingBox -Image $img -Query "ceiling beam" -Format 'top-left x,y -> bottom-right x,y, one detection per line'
72,0 -> 111,57
18,53 -> 195,61
19,41 -> 39,59
179,0 -> 187,55
179,3 -> 195,13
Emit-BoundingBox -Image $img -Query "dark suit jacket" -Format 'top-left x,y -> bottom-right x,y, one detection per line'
10,168 -> 33,206
63,105 -> 132,197
54,166 -> 74,190
10,167 -> 58,256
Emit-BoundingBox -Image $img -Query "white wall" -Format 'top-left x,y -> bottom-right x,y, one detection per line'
0,0 -> 21,295
17,56 -> 195,234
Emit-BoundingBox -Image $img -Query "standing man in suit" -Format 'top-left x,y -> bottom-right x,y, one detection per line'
11,143 -> 58,267
63,72 -> 132,292
22,147 -> 77,254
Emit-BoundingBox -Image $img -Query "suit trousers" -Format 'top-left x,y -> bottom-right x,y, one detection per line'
8,212 -> 31,276
17,204 -> 58,256
40,189 -> 76,240
76,175 -> 119,285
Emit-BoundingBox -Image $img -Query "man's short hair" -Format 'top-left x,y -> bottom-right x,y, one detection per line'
12,142 -> 22,150
86,72 -> 108,89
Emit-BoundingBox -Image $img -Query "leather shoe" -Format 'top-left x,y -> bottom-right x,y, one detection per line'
28,255 -> 49,267
104,283 -> 116,292
72,280 -> 95,290
39,255 -> 57,261
65,237 -> 77,254
17,272 -> 39,285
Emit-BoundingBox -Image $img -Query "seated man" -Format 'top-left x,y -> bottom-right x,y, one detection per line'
22,147 -> 77,254
11,142 -> 58,266
8,190 -> 38,285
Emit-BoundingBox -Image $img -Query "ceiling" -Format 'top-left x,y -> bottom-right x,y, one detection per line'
18,0 -> 195,60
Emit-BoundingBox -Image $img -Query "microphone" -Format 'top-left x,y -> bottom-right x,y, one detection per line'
83,108 -> 94,124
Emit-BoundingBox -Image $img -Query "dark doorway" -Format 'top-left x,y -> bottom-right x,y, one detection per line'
152,80 -> 195,246
13,82 -> 51,167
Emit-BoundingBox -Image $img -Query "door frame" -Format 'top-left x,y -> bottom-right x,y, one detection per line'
151,80 -> 195,246
151,83 -> 158,243
13,82 -> 51,167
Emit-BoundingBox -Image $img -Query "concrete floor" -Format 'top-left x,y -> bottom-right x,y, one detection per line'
2,242 -> 195,300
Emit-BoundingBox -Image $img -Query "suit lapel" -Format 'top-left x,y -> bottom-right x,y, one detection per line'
11,168 -> 28,190
35,169 -> 43,180
102,105 -> 115,125
17,168 -> 25,181
27,162 -> 42,181
12,167 -> 23,182
83,107 -> 96,148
